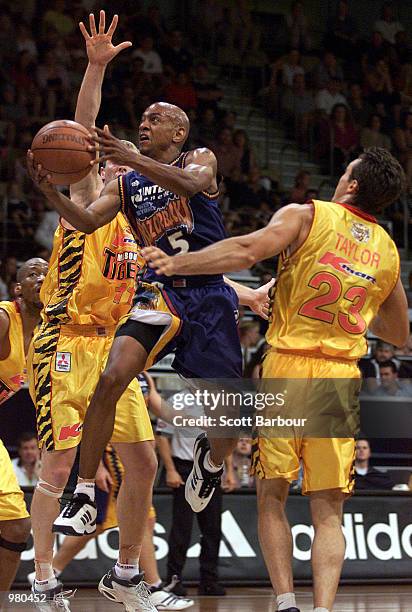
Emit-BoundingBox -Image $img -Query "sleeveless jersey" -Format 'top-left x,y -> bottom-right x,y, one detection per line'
41,213 -> 145,327
267,200 -> 400,361
0,301 -> 25,404
118,151 -> 226,285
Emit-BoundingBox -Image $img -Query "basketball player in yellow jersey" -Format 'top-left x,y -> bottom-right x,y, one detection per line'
27,13 -> 157,611
143,148 -> 409,612
0,258 -> 47,592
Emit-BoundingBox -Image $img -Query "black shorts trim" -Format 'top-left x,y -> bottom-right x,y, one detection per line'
115,319 -> 165,355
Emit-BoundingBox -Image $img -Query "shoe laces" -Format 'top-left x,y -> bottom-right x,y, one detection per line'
54,589 -> 76,609
133,580 -> 156,611
200,474 -> 221,498
61,496 -> 84,518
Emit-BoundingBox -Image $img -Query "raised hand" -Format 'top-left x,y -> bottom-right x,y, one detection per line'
89,125 -> 139,166
79,10 -> 132,66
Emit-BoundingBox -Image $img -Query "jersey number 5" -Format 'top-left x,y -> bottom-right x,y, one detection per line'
167,230 -> 189,254
298,271 -> 367,334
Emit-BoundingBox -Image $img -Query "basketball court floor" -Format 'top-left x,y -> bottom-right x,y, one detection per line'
4,585 -> 411,611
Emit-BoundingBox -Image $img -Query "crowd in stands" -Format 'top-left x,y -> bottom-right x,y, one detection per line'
2,1 -> 412,283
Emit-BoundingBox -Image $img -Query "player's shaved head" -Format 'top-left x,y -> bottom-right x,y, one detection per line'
148,102 -> 189,132
17,258 -> 48,283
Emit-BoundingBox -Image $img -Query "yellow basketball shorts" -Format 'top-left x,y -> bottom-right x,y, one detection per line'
0,440 -> 29,521
98,445 -> 156,531
251,350 -> 360,495
28,322 -> 153,452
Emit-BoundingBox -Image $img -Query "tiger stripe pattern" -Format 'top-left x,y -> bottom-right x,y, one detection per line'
32,322 -> 61,450
103,444 -> 124,499
44,229 -> 86,323
34,230 -> 86,450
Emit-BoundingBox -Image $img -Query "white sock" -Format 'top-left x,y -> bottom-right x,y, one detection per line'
74,480 -> 95,502
204,450 -> 223,473
314,608 -> 329,612
54,568 -> 62,578
150,579 -> 162,588
277,592 -> 296,610
34,563 -> 58,593
115,561 -> 139,581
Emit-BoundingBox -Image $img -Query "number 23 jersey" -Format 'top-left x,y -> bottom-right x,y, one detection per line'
267,200 -> 400,361
41,213 -> 145,327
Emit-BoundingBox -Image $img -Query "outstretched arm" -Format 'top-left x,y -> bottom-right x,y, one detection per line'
71,11 -> 132,206
26,154 -> 120,233
143,204 -> 308,276
90,126 -> 216,197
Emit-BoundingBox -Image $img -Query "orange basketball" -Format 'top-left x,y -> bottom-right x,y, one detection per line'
31,120 -> 95,185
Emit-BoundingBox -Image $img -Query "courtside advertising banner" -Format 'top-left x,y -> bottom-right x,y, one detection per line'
16,492 -> 412,585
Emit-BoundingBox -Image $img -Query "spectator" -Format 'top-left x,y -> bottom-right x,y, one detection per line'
220,110 -> 237,132
132,36 -> 163,75
313,51 -> 344,90
6,184 -> 35,257
328,103 -> 359,174
360,114 -> 392,150
374,2 -> 404,46
236,167 -> 271,208
156,389 -> 229,597
374,360 -> 412,397
239,320 -> 261,369
144,3 -> 167,45
286,1 -> 311,52
193,62 -> 223,115
228,439 -> 254,488
347,83 -> 374,129
367,31 -> 391,66
354,439 -> 395,490
0,256 -> 18,293
11,50 -> 37,94
197,107 -> 217,148
315,78 -> 347,116
394,112 -> 412,192
289,170 -> 311,204
164,72 -> 197,111
160,30 -> 193,74
232,129 -> 256,179
15,23 -> 38,59
360,341 -> 412,385
281,73 -> 314,149
34,206 -> 59,252
282,49 -> 304,88
211,127 -> 242,184
325,0 -> 358,59
11,432 -> 40,487
365,58 -> 400,116
36,49 -> 70,117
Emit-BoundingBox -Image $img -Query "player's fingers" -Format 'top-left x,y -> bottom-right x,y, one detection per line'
79,21 -> 90,40
99,9 -> 105,34
114,41 -> 133,55
107,13 -> 118,36
89,13 -> 97,36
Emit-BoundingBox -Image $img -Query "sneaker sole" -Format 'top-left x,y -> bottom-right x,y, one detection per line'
52,521 -> 96,536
